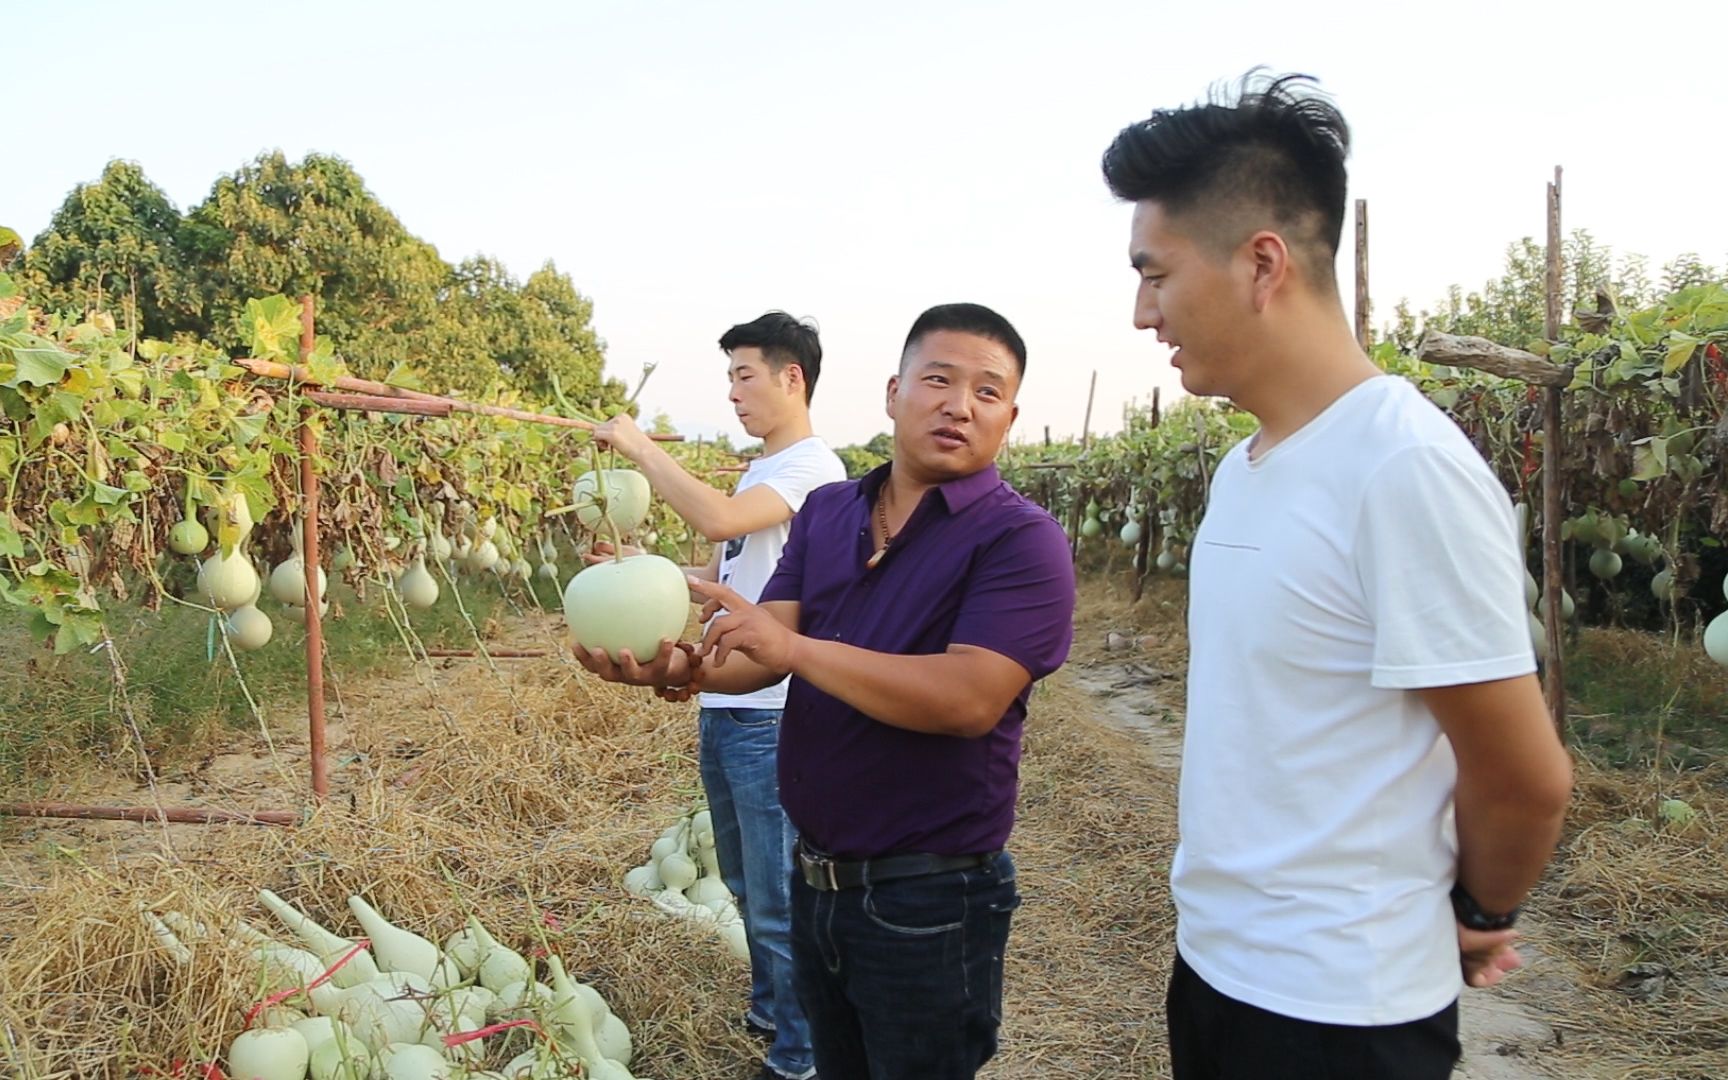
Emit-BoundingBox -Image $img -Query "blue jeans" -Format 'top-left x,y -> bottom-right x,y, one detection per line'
698,708 -> 813,1079
791,850 -> 1020,1080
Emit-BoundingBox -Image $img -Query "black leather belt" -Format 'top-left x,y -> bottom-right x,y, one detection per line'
795,839 -> 994,892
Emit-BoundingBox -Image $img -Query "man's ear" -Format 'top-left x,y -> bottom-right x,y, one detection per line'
1245,230 -> 1290,313
885,375 -> 900,421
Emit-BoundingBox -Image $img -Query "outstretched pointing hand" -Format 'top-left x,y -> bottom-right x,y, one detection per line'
688,577 -> 799,676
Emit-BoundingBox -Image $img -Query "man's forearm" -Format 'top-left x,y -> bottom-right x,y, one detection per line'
1454,781 -> 1568,914
785,639 -> 1011,738
633,445 -> 734,541
697,638 -> 1010,738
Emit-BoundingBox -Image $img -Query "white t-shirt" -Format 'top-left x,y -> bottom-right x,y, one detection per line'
1173,374 -> 1536,1027
700,435 -> 846,710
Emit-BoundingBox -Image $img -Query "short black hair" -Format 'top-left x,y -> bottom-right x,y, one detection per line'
1101,69 -> 1351,290
718,311 -> 823,403
901,302 -> 1027,379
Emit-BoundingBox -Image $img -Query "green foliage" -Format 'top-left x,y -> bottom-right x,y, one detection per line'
834,431 -> 893,479
15,153 -> 623,409
21,160 -> 205,341
1002,271 -> 1728,635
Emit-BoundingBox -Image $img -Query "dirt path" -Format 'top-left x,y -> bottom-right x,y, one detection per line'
1067,646 -> 1574,1080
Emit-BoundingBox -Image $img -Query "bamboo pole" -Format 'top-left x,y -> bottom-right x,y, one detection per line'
232,357 -> 683,440
303,390 -> 453,417
1355,198 -> 1371,350
1081,370 -> 1098,448
0,803 -> 296,827
1541,168 -> 1567,732
299,297 -> 329,802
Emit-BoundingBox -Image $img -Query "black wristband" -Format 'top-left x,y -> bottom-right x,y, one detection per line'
1450,881 -> 1519,931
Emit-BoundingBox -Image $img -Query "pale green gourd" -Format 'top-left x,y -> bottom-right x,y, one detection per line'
257,890 -> 381,988
563,555 -> 690,664
226,1026 -> 310,1080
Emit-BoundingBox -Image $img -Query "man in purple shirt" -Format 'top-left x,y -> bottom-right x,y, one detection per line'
577,302 -> 1077,1079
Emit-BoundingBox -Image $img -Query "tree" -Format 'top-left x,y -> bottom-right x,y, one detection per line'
835,431 -> 894,478
186,151 -> 448,377
424,256 -> 627,411
1386,229 -> 1674,351
22,160 -> 204,340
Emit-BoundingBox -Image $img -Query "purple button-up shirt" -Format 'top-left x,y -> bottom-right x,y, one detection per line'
760,462 -> 1076,858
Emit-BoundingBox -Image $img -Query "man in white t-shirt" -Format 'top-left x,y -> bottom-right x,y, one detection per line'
593,312 -> 845,1080
1099,72 -> 1575,1078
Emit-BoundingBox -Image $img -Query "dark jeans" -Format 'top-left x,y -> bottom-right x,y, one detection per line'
1168,953 -> 1462,1080
790,849 -> 1019,1080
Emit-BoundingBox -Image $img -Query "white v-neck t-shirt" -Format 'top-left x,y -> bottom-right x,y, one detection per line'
1173,375 -> 1536,1026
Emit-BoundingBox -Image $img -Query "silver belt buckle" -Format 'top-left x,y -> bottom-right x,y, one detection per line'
799,847 -> 840,891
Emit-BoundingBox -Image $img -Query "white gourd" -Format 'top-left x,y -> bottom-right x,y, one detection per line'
432,985 -> 495,1029
465,540 -> 501,573
335,974 -> 433,1049
686,876 -> 730,911
537,561 -> 560,582
648,835 -> 681,863
378,1042 -> 452,1079
490,979 -> 534,1016
143,910 -> 193,965
398,556 -> 440,609
596,1011 -> 633,1067
347,896 -> 442,983
571,469 -> 652,534
697,847 -> 722,878
252,944 -> 345,1016
226,1026 -> 310,1080
268,557 -> 328,607
258,890 -> 381,988
200,549 -> 261,612
224,604 -> 274,651
290,1017 -> 349,1060
545,957 -> 635,1080
1705,612 -> 1728,668
429,1014 -> 486,1065
442,927 -> 484,979
622,864 -> 661,897
281,598 -> 330,625
658,852 -> 698,891
308,1038 -> 373,1080
563,556 -> 691,664
468,916 -> 532,994
721,921 -> 750,961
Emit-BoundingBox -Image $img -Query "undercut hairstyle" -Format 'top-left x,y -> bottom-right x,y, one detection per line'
1101,69 -> 1351,291
900,302 -> 1027,379
718,311 -> 823,403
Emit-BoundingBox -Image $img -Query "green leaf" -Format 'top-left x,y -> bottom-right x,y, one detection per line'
157,429 -> 189,452
91,481 -> 132,506
1630,436 -> 1668,482
1663,332 -> 1699,376
4,345 -> 72,388
0,272 -> 16,300
240,295 -> 305,362
0,520 -> 23,558
231,412 -> 269,447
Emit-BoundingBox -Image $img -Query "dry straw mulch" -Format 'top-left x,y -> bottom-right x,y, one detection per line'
0,610 -> 1183,1078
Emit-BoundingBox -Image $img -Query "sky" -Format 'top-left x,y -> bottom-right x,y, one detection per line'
10,0 -> 1728,447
